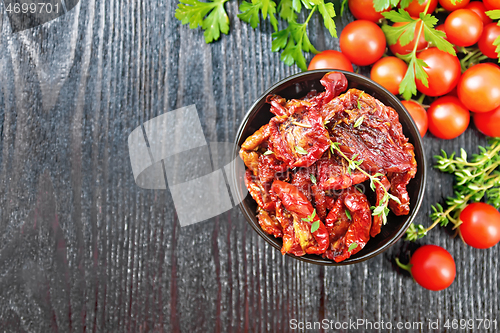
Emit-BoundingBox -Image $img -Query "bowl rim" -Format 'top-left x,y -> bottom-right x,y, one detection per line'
232,69 -> 427,266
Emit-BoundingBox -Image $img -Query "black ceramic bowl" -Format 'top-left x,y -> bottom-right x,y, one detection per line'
232,69 -> 426,265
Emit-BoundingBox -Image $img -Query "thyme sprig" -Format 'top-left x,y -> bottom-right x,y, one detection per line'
406,138 -> 500,241
330,141 -> 401,225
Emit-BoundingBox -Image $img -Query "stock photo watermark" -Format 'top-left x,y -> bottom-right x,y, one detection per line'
127,105 -> 247,227
3,0 -> 79,32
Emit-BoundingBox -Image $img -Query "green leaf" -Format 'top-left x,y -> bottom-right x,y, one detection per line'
399,0 -> 412,9
399,57 -> 420,100
315,0 -> 337,37
493,35 -> 500,62
353,116 -> 364,128
372,205 -> 386,216
238,0 -> 279,31
273,18 -> 317,71
272,28 -> 290,52
176,0 -> 230,43
373,0 -> 400,12
295,145 -> 308,155
310,173 -> 317,184
382,8 -> 414,23
486,10 -> 500,20
311,220 -> 320,233
381,12 -> 416,46
421,14 -> 456,56
348,242 -> 358,252
345,209 -> 352,221
263,150 -> 274,155
357,92 -> 364,109
302,209 -> 317,222
278,0 -> 297,21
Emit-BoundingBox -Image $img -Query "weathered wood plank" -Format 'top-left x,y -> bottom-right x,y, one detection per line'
0,0 -> 498,332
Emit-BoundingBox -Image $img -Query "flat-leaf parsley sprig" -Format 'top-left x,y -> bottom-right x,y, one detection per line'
406,138 -> 500,241
176,0 -> 337,71
176,0 -> 231,43
330,141 -> 401,225
381,5 -> 456,100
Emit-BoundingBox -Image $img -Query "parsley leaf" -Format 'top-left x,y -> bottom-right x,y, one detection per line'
381,12 -> 416,46
238,0 -> 279,31
353,115 -> 364,128
382,9 -> 455,100
313,0 -> 337,38
295,145 -> 308,155
348,242 -> 358,252
421,13 -> 456,56
272,7 -> 321,71
302,209 -> 317,223
176,0 -> 230,43
373,0 -> 400,12
311,220 -> 320,233
486,10 -> 500,20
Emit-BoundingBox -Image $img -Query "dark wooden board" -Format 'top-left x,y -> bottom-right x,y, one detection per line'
0,1 -> 498,332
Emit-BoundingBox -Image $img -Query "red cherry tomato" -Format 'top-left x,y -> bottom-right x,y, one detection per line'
348,0 -> 388,22
389,20 -> 429,56
409,245 -> 456,291
401,100 -> 428,137
402,0 -> 438,17
427,96 -> 470,139
416,48 -> 461,97
459,203 -> 500,249
340,20 -> 386,66
439,0 -> 470,11
370,56 -> 408,95
308,50 -> 354,72
473,105 -> 500,137
465,1 -> 493,24
483,0 -> 500,10
458,63 -> 500,113
478,23 -> 500,58
444,9 -> 484,47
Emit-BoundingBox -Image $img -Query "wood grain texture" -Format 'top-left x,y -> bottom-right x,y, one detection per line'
0,1 -> 498,332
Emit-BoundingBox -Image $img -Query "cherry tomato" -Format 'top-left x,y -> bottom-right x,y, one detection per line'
340,20 -> 386,66
439,0 -> 470,11
478,23 -> 500,58
402,0 -> 438,17
483,0 -> 500,10
458,63 -> 500,113
416,48 -> 461,97
473,105 -> 500,137
459,203 -> 500,249
348,0 -> 388,22
427,96 -> 470,139
389,20 -> 429,56
444,9 -> 484,47
308,50 -> 354,72
370,56 -> 408,95
401,100 -> 428,137
409,245 -> 456,291
465,1 -> 493,24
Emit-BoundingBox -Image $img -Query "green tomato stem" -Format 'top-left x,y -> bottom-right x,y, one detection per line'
395,257 -> 413,274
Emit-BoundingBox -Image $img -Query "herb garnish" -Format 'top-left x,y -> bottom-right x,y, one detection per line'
406,138 -> 500,241
330,141 -> 401,225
